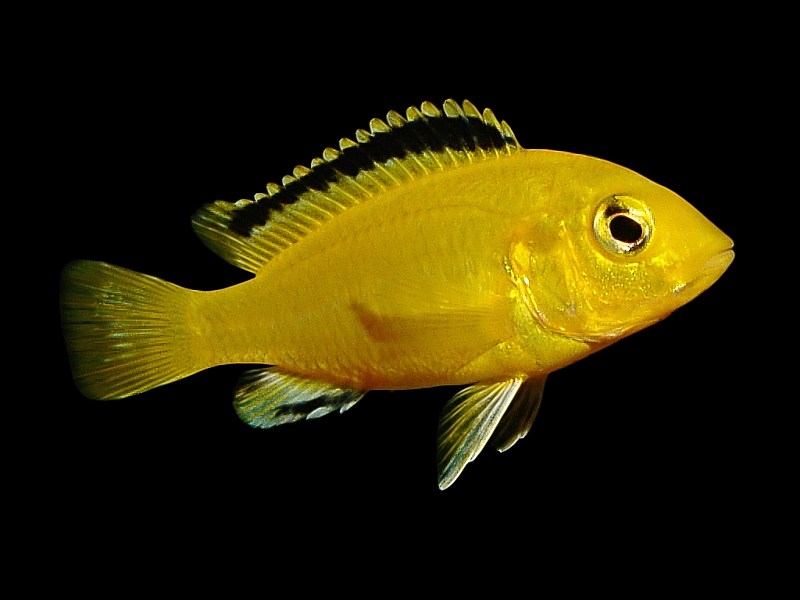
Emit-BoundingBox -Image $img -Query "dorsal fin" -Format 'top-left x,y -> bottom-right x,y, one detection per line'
191,99 -> 521,274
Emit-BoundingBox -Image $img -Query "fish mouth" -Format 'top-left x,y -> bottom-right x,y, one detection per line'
698,247 -> 735,288
674,247 -> 735,297
703,248 -> 735,276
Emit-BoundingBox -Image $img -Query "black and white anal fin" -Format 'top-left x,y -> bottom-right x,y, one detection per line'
233,367 -> 365,429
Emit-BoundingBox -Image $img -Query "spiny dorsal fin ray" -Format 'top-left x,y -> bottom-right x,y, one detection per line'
191,99 -> 521,274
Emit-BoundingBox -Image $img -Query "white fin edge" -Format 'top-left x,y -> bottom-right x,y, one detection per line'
437,378 -> 524,490
234,367 -> 366,429
490,376 -> 547,452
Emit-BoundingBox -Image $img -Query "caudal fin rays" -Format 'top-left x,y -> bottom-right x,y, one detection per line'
60,260 -> 202,399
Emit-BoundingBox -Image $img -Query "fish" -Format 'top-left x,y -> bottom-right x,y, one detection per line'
60,98 -> 734,489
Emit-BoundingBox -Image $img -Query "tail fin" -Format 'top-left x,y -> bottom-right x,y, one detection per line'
60,260 -> 200,399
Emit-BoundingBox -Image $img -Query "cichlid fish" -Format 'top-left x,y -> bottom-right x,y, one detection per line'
61,99 -> 734,489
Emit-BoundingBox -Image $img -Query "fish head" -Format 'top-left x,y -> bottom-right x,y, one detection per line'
517,151 -> 734,343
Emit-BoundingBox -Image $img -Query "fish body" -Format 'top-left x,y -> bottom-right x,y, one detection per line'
61,99 -> 734,488
193,153 -> 589,389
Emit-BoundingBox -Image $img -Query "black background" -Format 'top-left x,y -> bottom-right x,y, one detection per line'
26,15 -> 774,589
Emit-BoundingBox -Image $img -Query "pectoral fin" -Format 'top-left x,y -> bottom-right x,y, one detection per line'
437,378 -> 524,490
233,367 -> 366,429
352,279 -> 515,369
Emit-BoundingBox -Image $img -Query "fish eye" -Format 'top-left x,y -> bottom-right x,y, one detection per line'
593,196 -> 652,255
609,213 -> 643,243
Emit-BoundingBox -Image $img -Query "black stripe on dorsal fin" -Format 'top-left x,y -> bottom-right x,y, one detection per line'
191,99 -> 520,274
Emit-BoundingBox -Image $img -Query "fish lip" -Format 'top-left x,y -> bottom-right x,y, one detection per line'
703,247 -> 735,275
674,247 -> 735,296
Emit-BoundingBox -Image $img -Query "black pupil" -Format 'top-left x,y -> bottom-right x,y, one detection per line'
609,214 -> 643,244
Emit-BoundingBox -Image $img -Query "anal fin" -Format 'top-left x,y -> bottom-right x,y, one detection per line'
234,367 -> 366,429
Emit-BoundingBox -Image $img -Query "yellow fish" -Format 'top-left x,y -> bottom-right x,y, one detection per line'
61,99 -> 734,489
